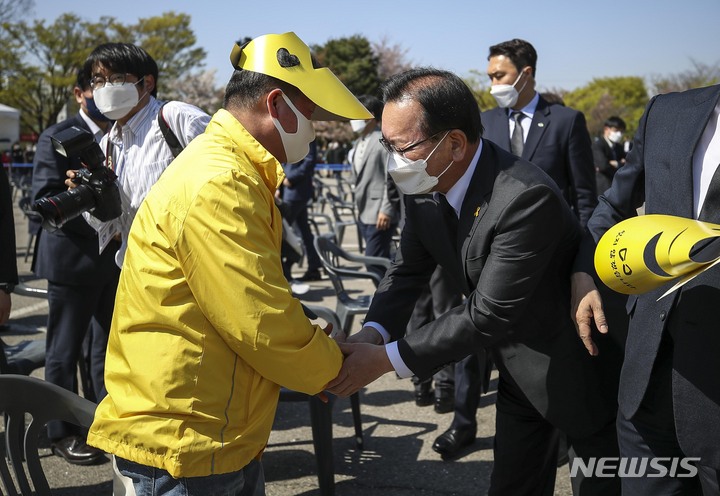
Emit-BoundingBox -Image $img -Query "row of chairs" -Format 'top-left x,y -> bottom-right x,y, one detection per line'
4,168 -> 381,494
2,294 -> 366,495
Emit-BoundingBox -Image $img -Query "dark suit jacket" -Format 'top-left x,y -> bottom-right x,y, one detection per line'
367,140 -> 613,438
31,113 -> 119,285
592,136 -> 625,195
281,140 -> 317,204
577,84 -> 720,467
482,95 -> 597,227
0,166 -> 18,285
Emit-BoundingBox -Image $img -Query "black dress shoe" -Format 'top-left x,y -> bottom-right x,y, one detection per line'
432,427 -> 476,460
434,391 -> 454,414
51,435 -> 106,466
415,390 -> 433,407
414,383 -> 434,407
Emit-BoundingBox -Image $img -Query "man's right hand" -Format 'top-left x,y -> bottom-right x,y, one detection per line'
571,271 -> 608,356
64,169 -> 79,189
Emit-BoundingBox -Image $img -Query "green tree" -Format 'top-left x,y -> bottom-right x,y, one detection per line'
132,11 -> 206,97
464,69 -> 498,113
314,35 -> 380,98
312,35 -> 381,149
0,11 -> 210,136
0,13 -> 125,134
563,77 -> 648,138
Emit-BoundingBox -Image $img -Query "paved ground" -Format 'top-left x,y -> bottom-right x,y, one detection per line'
3,178 -> 574,495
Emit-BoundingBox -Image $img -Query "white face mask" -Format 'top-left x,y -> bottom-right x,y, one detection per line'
608,130 -> 623,143
350,119 -> 369,133
93,78 -> 145,120
271,92 -> 316,164
490,71 -> 527,108
388,131 -> 453,195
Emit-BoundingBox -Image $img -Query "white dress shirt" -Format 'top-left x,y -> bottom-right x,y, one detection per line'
85,96 -> 210,267
692,100 -> 720,218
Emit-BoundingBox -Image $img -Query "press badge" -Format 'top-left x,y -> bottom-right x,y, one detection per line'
98,219 -> 121,254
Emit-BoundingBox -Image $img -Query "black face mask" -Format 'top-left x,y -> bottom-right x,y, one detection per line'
84,96 -> 111,123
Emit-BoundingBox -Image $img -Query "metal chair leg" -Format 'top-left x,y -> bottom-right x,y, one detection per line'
350,392 -> 363,450
308,395 -> 335,496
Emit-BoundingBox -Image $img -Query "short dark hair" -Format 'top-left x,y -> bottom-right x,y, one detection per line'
357,95 -> 383,122
488,39 -> 538,78
604,116 -> 626,131
380,67 -> 483,143
86,43 -> 159,97
76,59 -> 93,91
222,69 -> 300,110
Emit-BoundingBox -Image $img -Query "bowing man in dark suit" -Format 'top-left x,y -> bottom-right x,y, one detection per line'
439,38 -> 602,464
573,84 -> 720,495
31,63 -> 120,466
327,68 -> 617,495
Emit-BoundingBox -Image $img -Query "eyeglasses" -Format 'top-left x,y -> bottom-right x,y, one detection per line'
89,73 -> 134,91
379,130 -> 447,157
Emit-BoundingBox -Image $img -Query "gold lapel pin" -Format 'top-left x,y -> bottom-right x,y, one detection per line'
474,207 -> 481,217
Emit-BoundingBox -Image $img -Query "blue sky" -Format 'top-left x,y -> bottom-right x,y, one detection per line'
31,0 -> 720,92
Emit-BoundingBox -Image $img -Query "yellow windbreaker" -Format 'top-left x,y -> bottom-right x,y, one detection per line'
88,109 -> 343,477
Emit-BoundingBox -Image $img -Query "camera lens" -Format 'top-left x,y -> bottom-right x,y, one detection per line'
33,185 -> 97,231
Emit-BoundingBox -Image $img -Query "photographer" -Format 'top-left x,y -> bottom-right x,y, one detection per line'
30,62 -> 119,466
70,43 -> 210,268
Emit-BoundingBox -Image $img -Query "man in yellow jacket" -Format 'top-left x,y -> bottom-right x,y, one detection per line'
87,32 -> 372,495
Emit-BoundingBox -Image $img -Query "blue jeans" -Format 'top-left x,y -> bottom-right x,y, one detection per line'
116,457 -> 265,496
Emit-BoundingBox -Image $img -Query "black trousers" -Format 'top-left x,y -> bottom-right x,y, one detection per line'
450,350 -> 492,433
281,199 -> 321,276
45,275 -> 118,439
489,370 -> 620,496
408,266 -> 463,393
617,332 -> 720,496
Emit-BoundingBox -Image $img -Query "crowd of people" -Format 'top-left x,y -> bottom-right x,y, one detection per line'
2,30 -> 719,496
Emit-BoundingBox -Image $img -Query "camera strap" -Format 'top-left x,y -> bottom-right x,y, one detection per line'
158,102 -> 184,159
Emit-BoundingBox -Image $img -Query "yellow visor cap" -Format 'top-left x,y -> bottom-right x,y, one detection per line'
230,32 -> 372,122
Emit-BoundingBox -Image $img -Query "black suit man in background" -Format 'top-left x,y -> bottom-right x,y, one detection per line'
31,63 -> 120,466
573,84 -> 720,495
592,116 -> 626,195
437,37 -> 602,463
327,67 -> 617,495
482,39 -> 597,225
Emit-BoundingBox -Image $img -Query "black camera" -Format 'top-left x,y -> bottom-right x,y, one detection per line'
33,126 -> 122,232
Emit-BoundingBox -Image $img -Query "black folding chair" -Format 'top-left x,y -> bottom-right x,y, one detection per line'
0,375 -> 97,496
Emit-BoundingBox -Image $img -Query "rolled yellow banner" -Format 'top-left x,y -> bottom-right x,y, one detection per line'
594,214 -> 720,295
